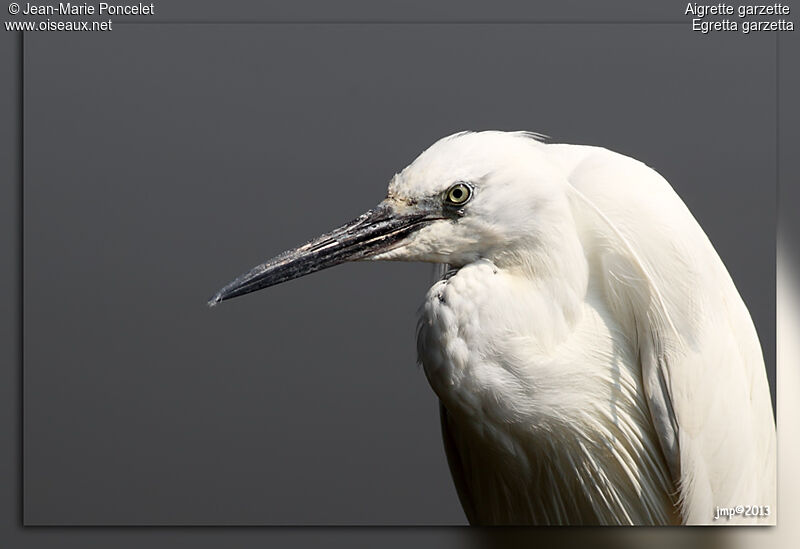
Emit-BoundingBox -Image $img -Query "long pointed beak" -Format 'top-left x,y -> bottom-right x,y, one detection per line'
208,202 -> 432,306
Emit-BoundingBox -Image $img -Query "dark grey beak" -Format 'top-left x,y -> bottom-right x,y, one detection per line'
208,202 -> 432,306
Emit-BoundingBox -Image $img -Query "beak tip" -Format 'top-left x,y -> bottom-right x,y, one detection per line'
207,292 -> 224,308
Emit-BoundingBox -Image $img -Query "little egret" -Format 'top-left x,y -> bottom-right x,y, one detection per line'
209,131 -> 775,525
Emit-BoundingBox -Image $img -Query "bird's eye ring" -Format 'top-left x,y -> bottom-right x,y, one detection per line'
444,182 -> 473,206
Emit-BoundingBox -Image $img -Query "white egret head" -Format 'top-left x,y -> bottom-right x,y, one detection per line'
374,131 -> 573,267
209,131 -> 572,305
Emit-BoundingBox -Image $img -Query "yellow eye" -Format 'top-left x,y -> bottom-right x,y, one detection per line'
445,182 -> 472,206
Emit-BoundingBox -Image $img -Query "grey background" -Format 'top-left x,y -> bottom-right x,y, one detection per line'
3,0 -> 796,540
23,22 -> 778,524
23,19 -> 777,525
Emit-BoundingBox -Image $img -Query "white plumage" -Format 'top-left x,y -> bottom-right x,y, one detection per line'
211,131 -> 776,525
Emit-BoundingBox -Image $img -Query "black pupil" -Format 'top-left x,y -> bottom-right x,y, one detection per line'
452,188 -> 463,200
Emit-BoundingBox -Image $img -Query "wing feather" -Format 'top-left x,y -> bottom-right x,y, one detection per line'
559,145 -> 776,524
